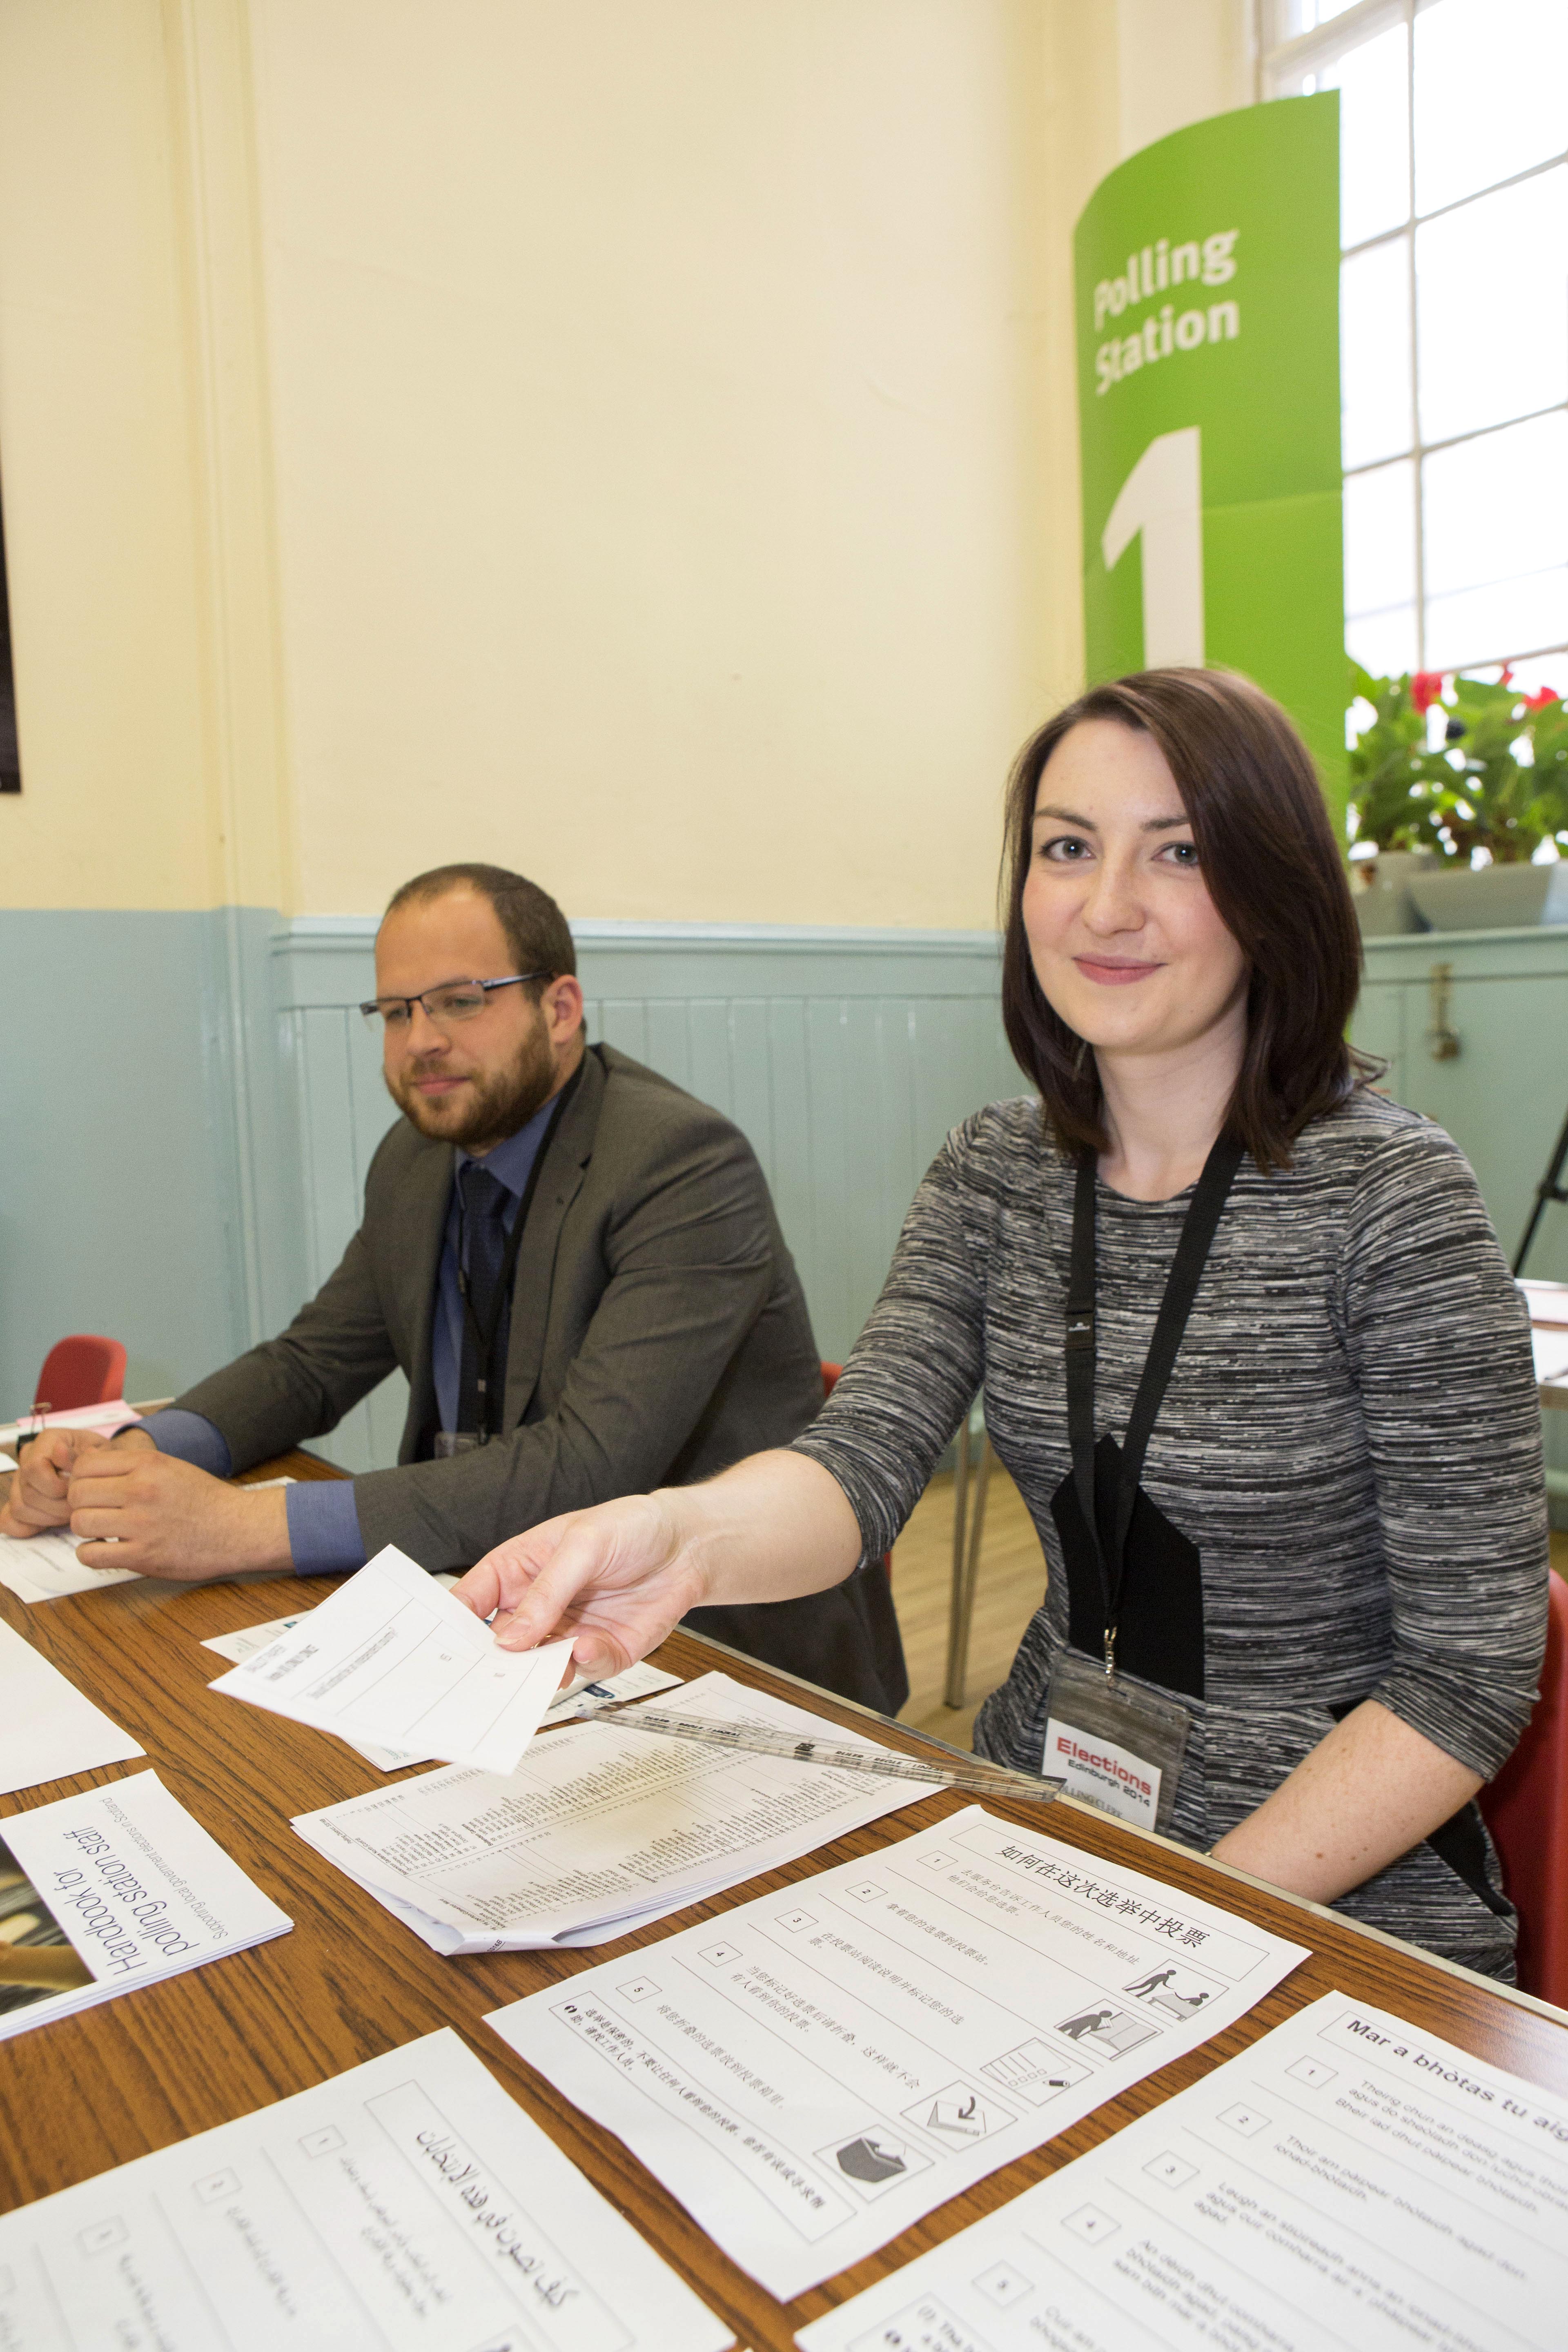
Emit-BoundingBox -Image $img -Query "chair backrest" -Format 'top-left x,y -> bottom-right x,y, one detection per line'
33,1334 -> 128,1414
820,1361 -> 842,1402
1478,1567 -> 1568,2007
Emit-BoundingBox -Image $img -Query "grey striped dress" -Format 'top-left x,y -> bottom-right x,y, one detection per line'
793,1089 -> 1549,1979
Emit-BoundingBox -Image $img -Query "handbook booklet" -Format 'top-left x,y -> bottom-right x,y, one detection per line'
0,1771 -> 291,2041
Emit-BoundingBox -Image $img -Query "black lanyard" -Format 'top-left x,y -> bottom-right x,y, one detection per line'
1064,1131 -> 1243,1674
455,1060 -> 584,1439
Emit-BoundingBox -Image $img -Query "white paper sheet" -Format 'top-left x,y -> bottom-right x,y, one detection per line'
0,2025 -> 731,2350
1532,1325 -> 1568,1384
201,1607 -> 678,1770
207,1542 -> 574,1774
796,1991 -> 1568,2352
0,1770 -> 290,2041
488,1807 -> 1309,2300
0,1528 -> 140,1603
0,1618 -> 144,1792
293,1669 -> 931,1953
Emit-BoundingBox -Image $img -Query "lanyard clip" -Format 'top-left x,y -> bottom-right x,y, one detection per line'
1103,1624 -> 1117,1682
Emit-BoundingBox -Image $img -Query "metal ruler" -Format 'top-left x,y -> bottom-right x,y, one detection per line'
581,1704 -> 1065,1803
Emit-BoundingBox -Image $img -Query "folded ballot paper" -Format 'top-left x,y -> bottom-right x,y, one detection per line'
0,1771 -> 290,2042
292,1669 -> 931,1953
208,1543 -> 574,1776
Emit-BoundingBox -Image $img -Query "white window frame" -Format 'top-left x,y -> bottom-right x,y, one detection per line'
1258,0 -> 1568,677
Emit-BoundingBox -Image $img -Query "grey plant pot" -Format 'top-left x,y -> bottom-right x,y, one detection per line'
1407,862 -> 1568,933
1353,849 -> 1436,936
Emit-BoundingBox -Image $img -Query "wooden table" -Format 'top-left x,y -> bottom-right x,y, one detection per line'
3,1446 -> 1566,2350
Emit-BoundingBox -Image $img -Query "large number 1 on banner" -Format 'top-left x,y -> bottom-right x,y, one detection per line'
1100,425 -> 1205,670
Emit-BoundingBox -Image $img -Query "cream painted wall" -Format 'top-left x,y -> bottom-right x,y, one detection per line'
0,0 -> 1253,924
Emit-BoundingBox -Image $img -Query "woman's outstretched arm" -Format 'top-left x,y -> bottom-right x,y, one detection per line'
451,1448 -> 863,1679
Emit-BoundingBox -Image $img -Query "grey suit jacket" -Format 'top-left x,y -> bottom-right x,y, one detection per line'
176,1045 -> 824,1562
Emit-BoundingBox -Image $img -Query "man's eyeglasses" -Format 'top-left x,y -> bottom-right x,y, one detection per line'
360,973 -> 550,1033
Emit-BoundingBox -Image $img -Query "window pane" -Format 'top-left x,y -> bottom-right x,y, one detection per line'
1347,605 -> 1419,679
1422,411 -> 1568,598
1422,411 -> 1568,665
1341,239 -> 1412,468
1424,571 -> 1568,670
1417,167 -> 1568,444
1345,457 -> 1417,617
1322,23 -> 1410,249
1414,0 -> 1568,217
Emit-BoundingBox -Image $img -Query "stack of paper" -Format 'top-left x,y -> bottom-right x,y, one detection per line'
0,1619 -> 144,1793
486,1806 -> 1309,2300
208,1543 -> 574,1774
292,1669 -> 933,1953
0,1771 -> 290,2042
0,1401 -> 141,1449
201,1598 -> 679,1771
0,2026 -> 732,2350
797,1992 -> 1567,2350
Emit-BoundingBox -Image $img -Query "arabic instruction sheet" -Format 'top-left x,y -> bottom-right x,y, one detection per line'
796,1991 -> 1568,2352
0,1771 -> 289,2041
0,2026 -> 732,2351
486,1806 -> 1308,2299
207,1542 -> 573,1774
0,1618 -> 143,1792
292,1670 -> 930,1952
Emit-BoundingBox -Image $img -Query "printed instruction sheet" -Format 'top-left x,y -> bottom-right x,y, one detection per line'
0,2025 -> 732,2350
292,1670 -> 930,1951
0,1617 -> 143,1793
796,1991 -> 1568,2352
486,1806 -> 1308,2298
207,1542 -> 573,1774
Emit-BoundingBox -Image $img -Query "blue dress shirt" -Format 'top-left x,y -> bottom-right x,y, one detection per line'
147,1098 -> 556,1575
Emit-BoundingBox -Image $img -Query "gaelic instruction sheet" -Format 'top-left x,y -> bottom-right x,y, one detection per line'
207,1543 -> 573,1775
292,1670 -> 929,1953
796,1992 -> 1568,2352
486,1806 -> 1308,2298
0,2026 -> 732,2352
0,1617 -> 143,1793
0,1771 -> 289,2042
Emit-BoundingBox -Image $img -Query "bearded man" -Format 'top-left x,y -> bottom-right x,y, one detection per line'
1,864 -> 906,1710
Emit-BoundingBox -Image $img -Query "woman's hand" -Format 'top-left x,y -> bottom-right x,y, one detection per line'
450,1448 -> 865,1679
452,1493 -> 710,1679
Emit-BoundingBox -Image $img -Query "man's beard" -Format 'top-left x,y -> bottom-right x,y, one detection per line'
387,1022 -> 558,1152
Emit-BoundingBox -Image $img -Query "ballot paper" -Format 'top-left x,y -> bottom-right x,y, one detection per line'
292,1669 -> 930,1953
0,2026 -> 732,2352
487,1807 -> 1309,2301
202,1606 -> 678,1771
795,1993 -> 1568,2352
208,1542 -> 574,1775
0,1770 -> 289,2042
0,1617 -> 144,1792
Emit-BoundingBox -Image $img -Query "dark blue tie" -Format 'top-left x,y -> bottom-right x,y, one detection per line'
456,1163 -> 512,1435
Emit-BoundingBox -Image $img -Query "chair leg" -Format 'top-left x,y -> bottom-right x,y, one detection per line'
944,1430 -> 993,1710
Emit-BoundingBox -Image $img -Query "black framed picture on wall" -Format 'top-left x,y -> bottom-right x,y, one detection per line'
0,481 -> 17,792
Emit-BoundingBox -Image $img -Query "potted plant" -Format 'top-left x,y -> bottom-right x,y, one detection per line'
1347,664 -> 1568,933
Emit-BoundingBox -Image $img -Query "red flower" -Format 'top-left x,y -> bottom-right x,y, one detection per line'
1410,670 -> 1445,714
1522,686 -> 1560,710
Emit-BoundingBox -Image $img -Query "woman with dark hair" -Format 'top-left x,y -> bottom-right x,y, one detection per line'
457,669 -> 1548,1978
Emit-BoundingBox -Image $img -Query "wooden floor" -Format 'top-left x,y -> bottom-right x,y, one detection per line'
889,1464 -> 1568,1755
889,1461 -> 1045,1751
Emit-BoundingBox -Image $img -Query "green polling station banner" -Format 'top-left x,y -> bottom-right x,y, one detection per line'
1074,94 -> 1345,807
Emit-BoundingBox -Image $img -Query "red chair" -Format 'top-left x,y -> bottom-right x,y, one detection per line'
1479,1568 -> 1568,2007
32,1334 -> 127,1415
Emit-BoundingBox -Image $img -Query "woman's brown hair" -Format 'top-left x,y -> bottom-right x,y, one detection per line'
1000,667 -> 1371,1172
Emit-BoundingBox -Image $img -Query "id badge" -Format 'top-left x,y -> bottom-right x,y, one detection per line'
433,1431 -> 482,1459
1043,1648 -> 1192,1836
